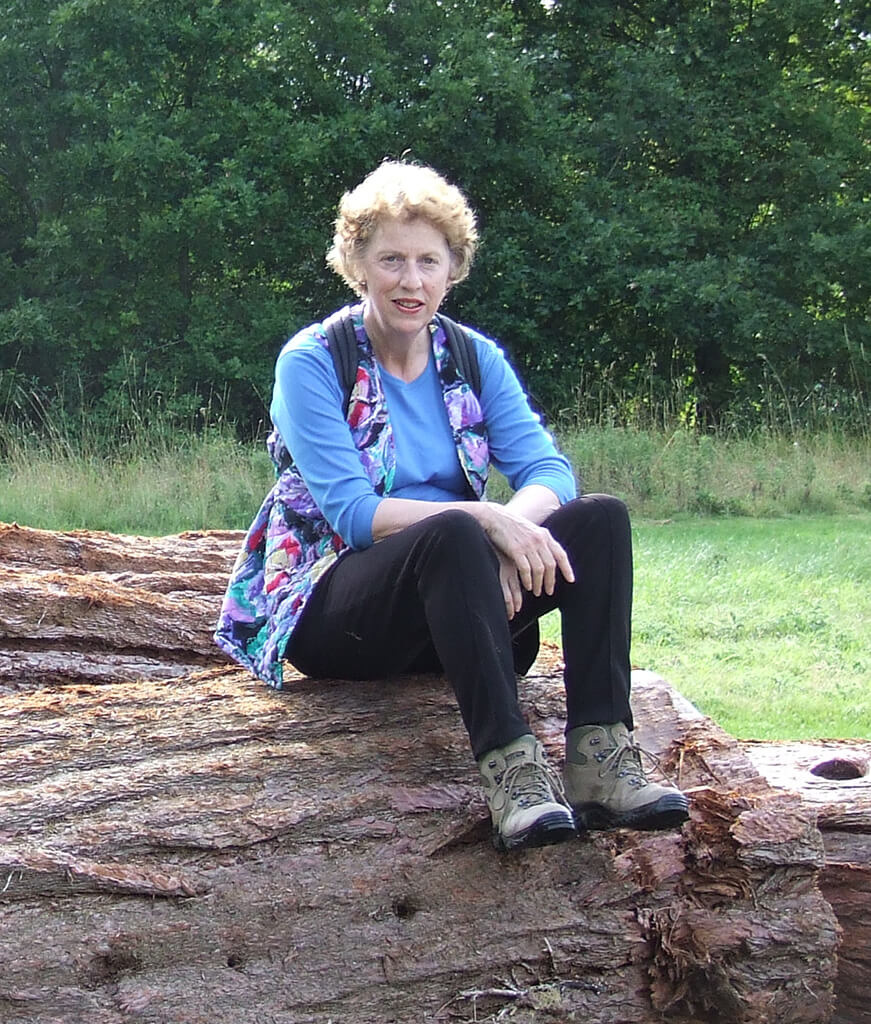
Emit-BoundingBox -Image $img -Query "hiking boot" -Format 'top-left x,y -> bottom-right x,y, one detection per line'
564,723 -> 689,831
478,734 -> 577,852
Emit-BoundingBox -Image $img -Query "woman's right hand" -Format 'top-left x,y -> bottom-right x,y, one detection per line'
371,489 -> 575,609
481,501 -> 574,602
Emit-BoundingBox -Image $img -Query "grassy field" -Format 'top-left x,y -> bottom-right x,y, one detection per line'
542,514 -> 870,741
0,421 -> 868,742
0,430 -> 274,535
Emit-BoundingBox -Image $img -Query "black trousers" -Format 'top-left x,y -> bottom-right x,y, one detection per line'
285,495 -> 634,759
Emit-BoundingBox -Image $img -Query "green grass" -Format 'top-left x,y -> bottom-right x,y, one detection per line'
0,431 -> 275,534
542,514 -> 871,741
557,426 -> 871,519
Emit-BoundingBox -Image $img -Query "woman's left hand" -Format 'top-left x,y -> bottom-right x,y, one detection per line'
498,550 -> 524,619
371,486 -> 575,607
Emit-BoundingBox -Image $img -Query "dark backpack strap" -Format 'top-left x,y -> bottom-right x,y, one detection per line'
325,308 -> 481,414
437,313 -> 481,396
323,307 -> 359,413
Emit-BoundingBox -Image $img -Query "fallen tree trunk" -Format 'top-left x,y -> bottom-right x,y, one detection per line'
0,522 -> 848,1023
0,522 -> 237,688
742,739 -> 871,1024
0,521 -> 242,573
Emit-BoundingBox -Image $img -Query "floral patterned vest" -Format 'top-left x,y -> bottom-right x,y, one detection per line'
213,307 -> 489,689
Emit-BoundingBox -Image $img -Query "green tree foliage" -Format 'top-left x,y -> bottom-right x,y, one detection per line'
0,0 -> 868,432
478,0 -> 871,423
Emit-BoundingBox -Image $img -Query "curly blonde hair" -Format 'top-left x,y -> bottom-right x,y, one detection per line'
326,161 -> 479,296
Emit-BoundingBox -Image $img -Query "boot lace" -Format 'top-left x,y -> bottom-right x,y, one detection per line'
503,758 -> 568,808
594,734 -> 661,790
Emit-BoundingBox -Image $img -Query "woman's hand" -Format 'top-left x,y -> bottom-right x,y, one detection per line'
370,486 -> 575,612
481,502 -> 575,601
498,550 -> 524,619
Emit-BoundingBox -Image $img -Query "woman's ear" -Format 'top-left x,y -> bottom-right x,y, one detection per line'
346,252 -> 367,295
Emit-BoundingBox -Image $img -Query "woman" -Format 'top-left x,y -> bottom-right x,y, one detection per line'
215,161 -> 688,852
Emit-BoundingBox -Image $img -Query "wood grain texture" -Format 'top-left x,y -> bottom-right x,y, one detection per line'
743,738 -> 871,1024
0,522 -> 848,1023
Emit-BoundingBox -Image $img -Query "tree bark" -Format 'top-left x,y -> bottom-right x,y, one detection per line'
0,523 -> 846,1023
743,739 -> 871,1024
0,522 -> 239,688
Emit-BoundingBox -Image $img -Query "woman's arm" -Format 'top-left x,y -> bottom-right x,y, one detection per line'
472,331 -> 576,503
371,484 -> 574,609
271,334 -> 383,548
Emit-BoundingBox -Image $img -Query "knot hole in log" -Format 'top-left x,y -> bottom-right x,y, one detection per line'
810,757 -> 869,781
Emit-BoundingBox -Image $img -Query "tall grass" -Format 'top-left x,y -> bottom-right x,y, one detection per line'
1,376 -> 869,532
3,421 -> 868,534
0,375 -> 274,534
563,340 -> 870,440
1,377 -> 868,742
0,432 -> 274,534
557,426 -> 871,519
547,342 -> 870,518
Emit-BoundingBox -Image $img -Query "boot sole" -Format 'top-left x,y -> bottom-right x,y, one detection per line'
572,792 -> 689,832
493,811 -> 577,852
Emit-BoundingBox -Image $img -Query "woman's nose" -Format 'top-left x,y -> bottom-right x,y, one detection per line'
400,261 -> 423,288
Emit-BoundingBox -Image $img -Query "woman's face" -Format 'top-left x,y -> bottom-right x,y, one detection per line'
358,216 -> 453,347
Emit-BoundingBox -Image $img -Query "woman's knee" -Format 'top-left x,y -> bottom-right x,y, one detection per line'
421,508 -> 492,551
406,508 -> 498,576
586,493 -> 630,529
549,494 -> 631,551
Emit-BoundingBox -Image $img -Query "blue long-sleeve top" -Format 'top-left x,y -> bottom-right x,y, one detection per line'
269,320 -> 577,550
